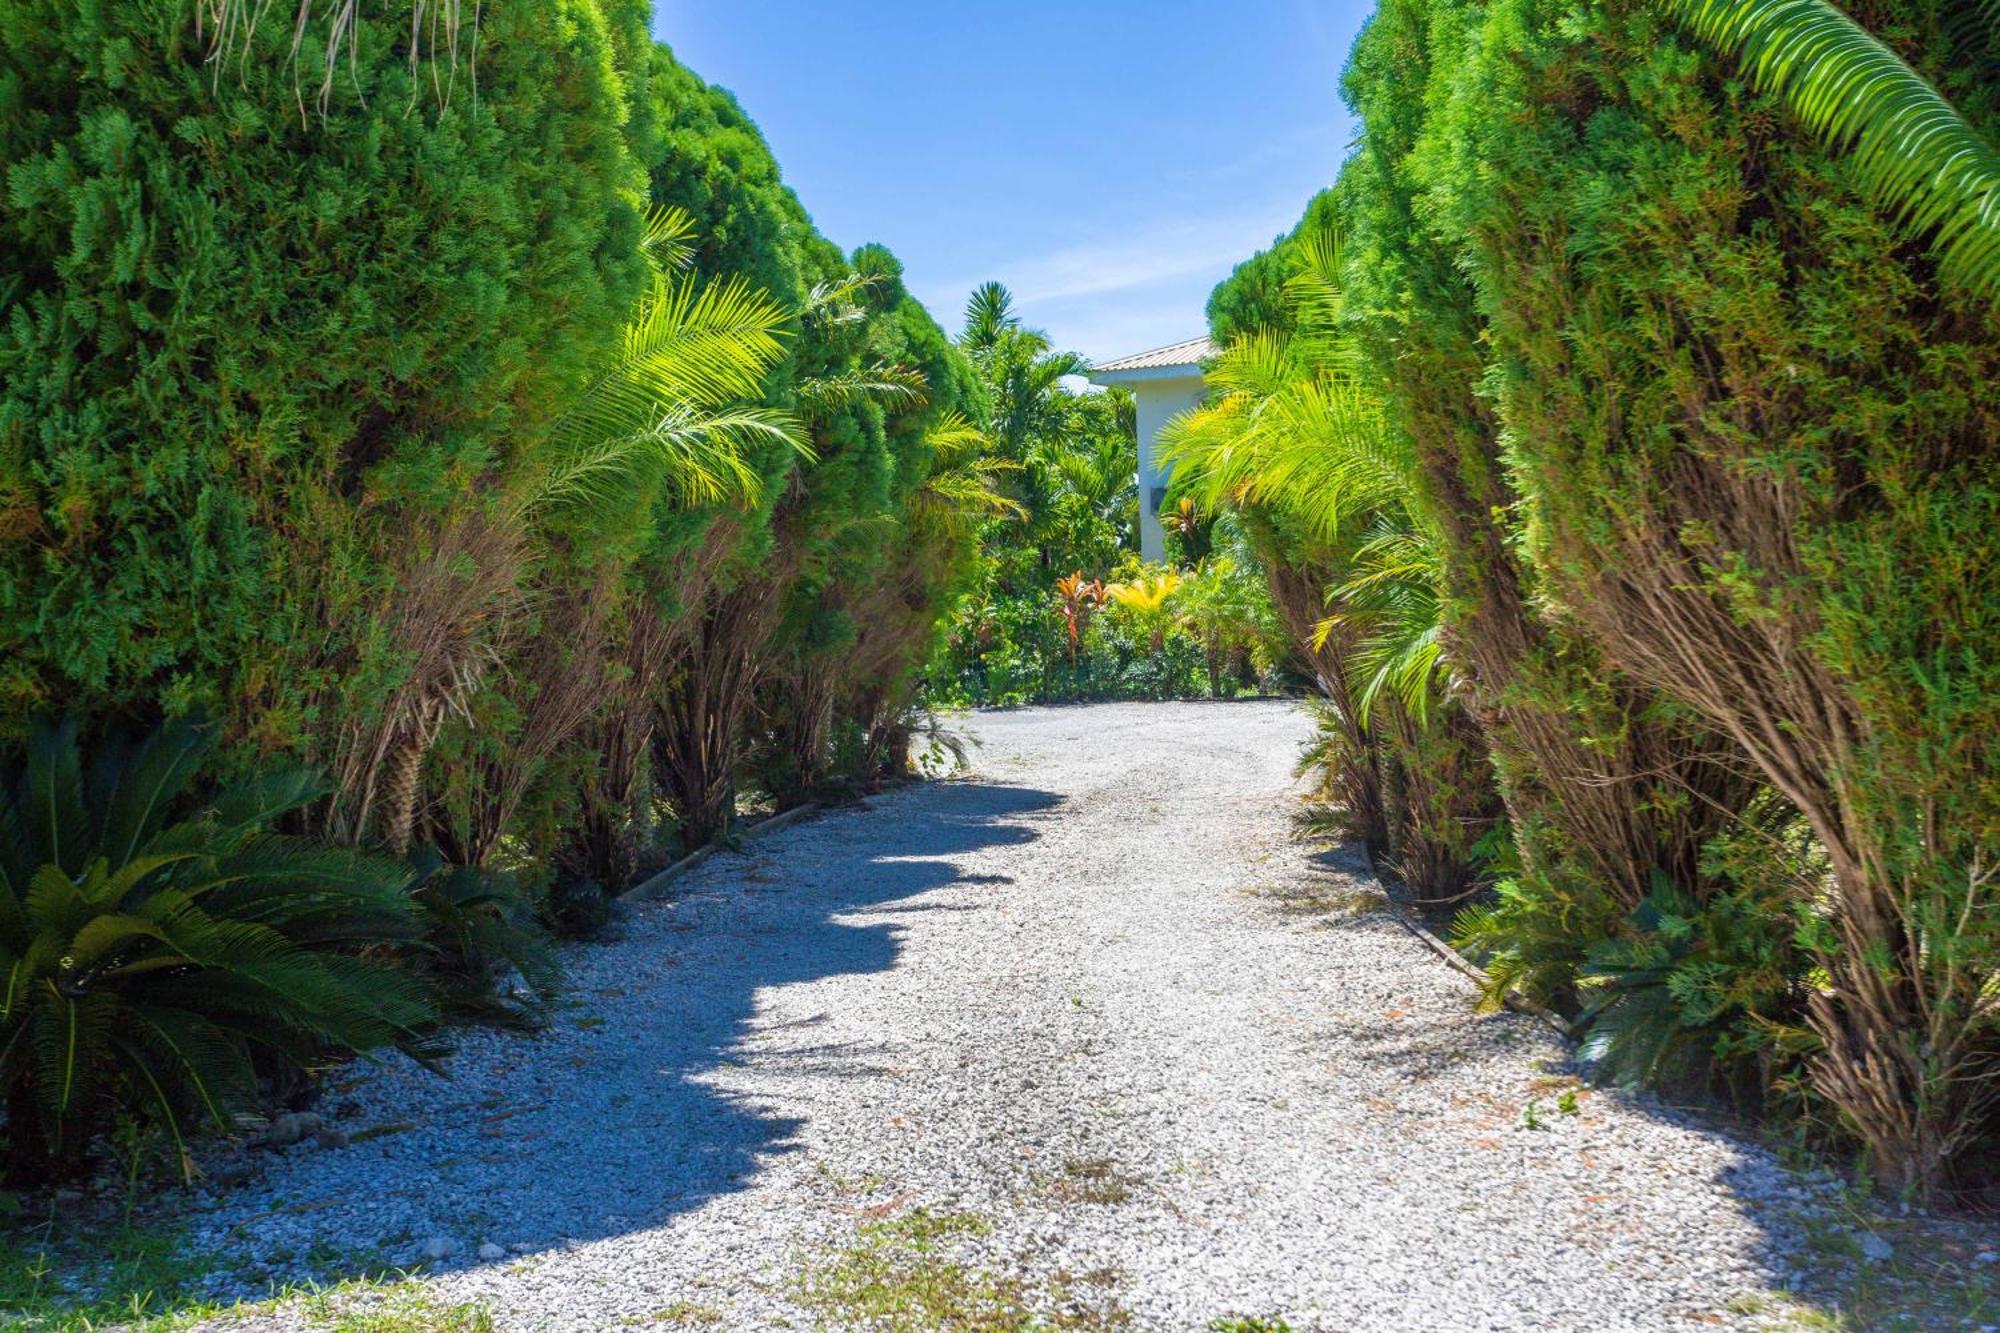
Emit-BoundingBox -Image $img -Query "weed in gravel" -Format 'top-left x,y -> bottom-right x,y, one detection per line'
0,1216 -> 235,1331
1763,1190 -> 2000,1329
794,1207 -> 1128,1330
298,1278 -> 495,1331
1047,1158 -> 1136,1206
1251,882 -> 1385,917
1208,1317 -> 1292,1332
620,1300 -> 725,1326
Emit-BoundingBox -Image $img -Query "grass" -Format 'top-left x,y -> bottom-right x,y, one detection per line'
1249,881 -> 1386,917
0,1209 -> 446,1333
0,1214 -> 236,1331
1045,1158 -> 1136,1207
617,1299 -> 726,1326
793,1207 -> 1129,1331
1737,1189 -> 2000,1330
298,1279 -> 496,1331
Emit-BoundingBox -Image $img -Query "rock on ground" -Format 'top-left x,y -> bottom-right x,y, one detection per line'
177,700 -> 1846,1331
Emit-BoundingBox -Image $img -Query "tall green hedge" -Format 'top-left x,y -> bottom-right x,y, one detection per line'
1340,0 -> 2000,1195
0,1 -> 651,752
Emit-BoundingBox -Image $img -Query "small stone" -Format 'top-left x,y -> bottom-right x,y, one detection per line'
1858,1232 -> 1893,1263
421,1236 -> 457,1262
507,1242 -> 534,1254
1975,1250 -> 1998,1266
478,1242 -> 506,1261
210,1155 -> 256,1185
259,1111 -> 325,1149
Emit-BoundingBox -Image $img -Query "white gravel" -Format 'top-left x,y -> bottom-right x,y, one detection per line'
176,700 -> 1844,1330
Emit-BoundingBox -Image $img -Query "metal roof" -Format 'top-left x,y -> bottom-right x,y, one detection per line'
1090,336 -> 1216,375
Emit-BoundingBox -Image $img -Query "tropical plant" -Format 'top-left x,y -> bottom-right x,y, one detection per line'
1167,219 -> 1500,905
0,717 -> 435,1182
1053,573 -> 1107,665
407,855 -> 562,1029
1174,553 -> 1274,697
1666,0 -> 2000,301
1161,497 -> 1213,564
1343,0 -> 2000,1195
526,206 -> 811,515
0,0 -> 653,757
1575,872 -> 1811,1102
1104,571 -> 1184,654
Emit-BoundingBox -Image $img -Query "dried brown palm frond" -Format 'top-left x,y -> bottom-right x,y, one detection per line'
326,509 -> 526,851
431,570 -> 619,867
195,0 -> 479,122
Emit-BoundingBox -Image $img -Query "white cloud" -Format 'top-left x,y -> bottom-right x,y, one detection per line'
939,202 -> 1294,308
911,195 -> 1310,363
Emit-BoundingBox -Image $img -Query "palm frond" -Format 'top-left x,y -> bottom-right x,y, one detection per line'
801,272 -> 887,329
531,267 -> 806,515
1669,0 -> 2000,300
534,406 -> 805,512
1332,521 -> 1450,724
795,362 -> 931,418
913,412 -> 1027,535
639,204 -> 698,274
961,280 -> 1020,350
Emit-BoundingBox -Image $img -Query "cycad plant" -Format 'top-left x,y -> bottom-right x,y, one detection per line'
0,717 -> 434,1182
1667,0 -> 2000,300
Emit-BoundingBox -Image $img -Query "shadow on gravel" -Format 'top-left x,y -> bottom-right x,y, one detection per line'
131,782 -> 1065,1309
1286,834 -> 2000,1329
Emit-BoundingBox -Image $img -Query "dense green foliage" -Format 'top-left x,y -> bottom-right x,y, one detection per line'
1198,0 -> 2000,1199
0,0 -> 653,752
930,285 -> 1285,707
0,10 -> 995,1180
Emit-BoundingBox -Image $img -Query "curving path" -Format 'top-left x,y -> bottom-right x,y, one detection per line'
182,701 -> 1877,1330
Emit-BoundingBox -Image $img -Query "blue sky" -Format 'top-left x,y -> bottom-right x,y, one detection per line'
649,3 -> 1373,363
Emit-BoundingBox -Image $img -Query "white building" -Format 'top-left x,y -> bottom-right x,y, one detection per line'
1087,336 -> 1215,563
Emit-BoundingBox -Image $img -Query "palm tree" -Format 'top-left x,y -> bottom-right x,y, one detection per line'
1667,0 -> 2000,301
960,281 -> 1022,356
339,208 -> 809,853
908,411 -> 1028,542
1158,224 -> 1496,900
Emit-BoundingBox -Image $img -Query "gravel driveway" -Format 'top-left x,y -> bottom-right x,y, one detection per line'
181,700 -> 1852,1330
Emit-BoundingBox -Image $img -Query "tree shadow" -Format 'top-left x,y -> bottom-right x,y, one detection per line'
1283,834 -> 2000,1328
136,783 -> 1061,1305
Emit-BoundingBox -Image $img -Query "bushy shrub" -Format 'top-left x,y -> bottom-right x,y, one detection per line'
1379,0 -> 2000,1195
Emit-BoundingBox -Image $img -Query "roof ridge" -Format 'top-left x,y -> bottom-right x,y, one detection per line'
1090,335 -> 1217,374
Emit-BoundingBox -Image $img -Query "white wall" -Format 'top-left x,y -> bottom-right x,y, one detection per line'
1132,375 -> 1207,563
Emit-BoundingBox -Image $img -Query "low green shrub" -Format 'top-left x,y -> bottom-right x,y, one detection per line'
0,717 -> 434,1183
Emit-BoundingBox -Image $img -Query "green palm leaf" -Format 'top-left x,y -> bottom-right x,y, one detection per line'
1669,0 -> 2000,300
530,266 -> 809,515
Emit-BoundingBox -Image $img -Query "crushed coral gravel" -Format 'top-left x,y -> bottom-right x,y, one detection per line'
179,700 -> 1857,1330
